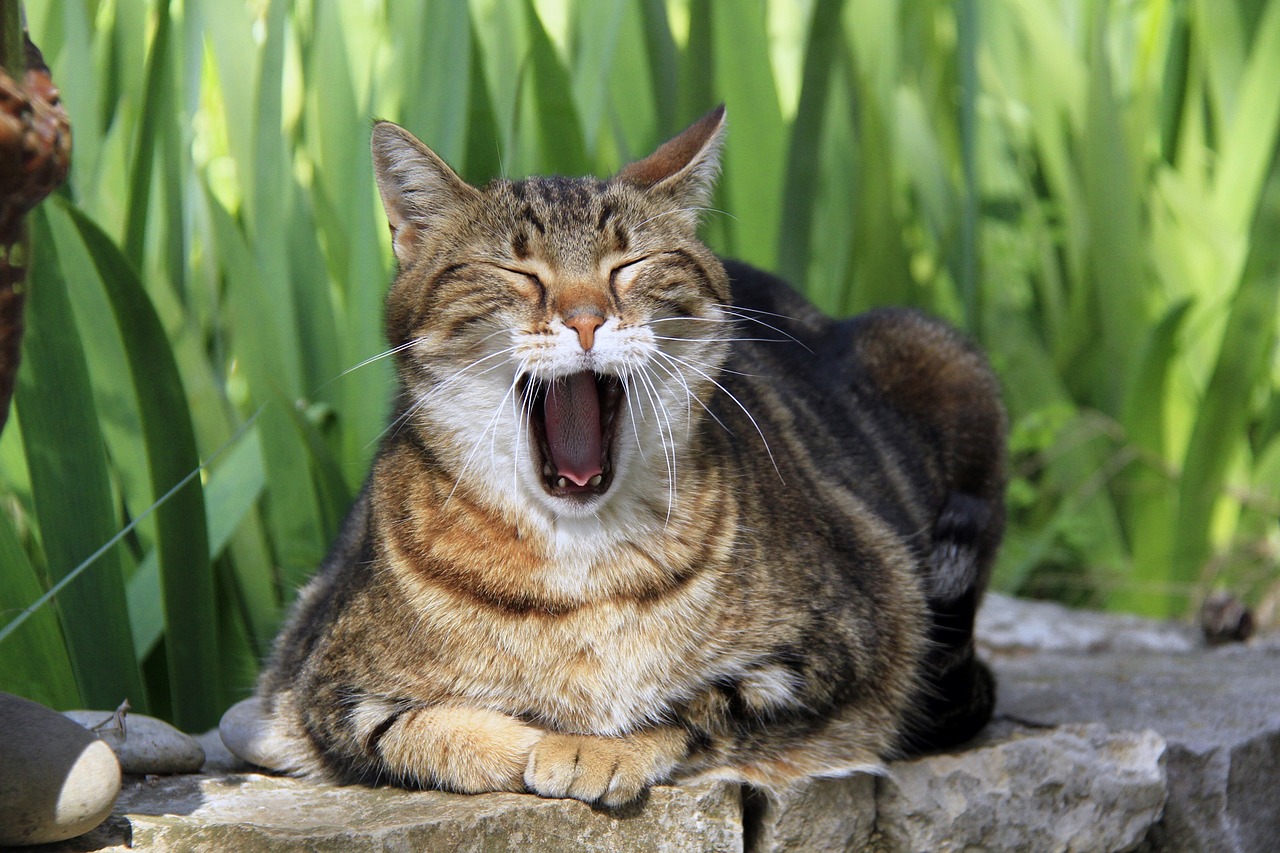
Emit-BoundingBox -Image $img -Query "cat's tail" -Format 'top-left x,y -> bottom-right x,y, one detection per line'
903,491 -> 1000,753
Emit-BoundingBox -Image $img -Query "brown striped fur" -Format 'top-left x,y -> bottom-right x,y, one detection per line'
253,106 -> 1007,805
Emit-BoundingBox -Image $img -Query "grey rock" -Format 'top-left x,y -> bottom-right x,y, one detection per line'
194,725 -> 249,772
219,695 -> 285,771
0,692 -> 122,847
109,772 -> 742,852
995,645 -> 1280,853
64,709 -> 205,775
873,722 -> 1166,853
977,592 -> 1199,655
744,772 -> 876,852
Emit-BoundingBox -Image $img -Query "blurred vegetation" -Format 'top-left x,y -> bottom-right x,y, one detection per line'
1,0 -> 1277,727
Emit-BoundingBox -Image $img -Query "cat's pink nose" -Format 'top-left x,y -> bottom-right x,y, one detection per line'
565,314 -> 604,351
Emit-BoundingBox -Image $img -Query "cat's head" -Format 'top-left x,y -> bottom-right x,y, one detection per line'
371,106 -> 732,522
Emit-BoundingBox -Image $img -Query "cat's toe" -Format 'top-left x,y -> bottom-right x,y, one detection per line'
525,734 -> 651,806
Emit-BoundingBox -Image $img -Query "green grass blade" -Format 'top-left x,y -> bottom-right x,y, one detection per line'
710,0 -> 786,270
1172,150 -> 1280,600
1111,299 -> 1193,616
203,184 -> 329,592
0,509 -> 82,709
777,0 -> 844,285
523,0 -> 590,175
64,202 -> 221,730
16,208 -> 146,711
121,0 -> 172,267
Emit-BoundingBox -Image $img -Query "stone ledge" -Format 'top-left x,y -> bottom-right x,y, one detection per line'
25,595 -> 1280,853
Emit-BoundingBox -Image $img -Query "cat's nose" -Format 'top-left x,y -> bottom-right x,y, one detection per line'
565,313 -> 604,351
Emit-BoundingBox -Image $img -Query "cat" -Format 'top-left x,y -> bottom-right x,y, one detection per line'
234,105 -> 1007,806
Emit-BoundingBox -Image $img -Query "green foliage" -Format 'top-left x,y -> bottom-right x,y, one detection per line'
2,0 -> 1278,720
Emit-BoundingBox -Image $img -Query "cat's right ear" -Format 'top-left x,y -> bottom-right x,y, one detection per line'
371,121 -> 480,265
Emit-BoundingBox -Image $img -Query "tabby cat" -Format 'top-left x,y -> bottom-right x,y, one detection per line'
238,105 -> 1007,806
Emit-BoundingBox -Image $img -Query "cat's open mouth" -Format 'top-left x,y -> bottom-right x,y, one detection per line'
524,372 -> 623,499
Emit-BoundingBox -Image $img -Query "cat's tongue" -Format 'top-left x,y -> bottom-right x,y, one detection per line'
543,372 -> 603,487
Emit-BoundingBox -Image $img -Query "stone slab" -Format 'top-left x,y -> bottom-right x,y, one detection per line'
994,646 -> 1280,853
747,721 -> 1166,853
38,773 -> 742,853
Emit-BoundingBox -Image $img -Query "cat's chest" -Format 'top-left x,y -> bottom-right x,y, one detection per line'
412,581 -> 734,735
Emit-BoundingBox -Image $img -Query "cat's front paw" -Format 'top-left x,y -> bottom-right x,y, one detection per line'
524,729 -> 685,807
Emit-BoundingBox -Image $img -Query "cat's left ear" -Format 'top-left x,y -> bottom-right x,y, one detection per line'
616,104 -> 725,229
371,121 -> 481,265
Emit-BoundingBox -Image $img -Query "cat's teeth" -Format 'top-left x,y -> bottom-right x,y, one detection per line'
589,474 -> 603,487
543,463 -> 554,476
556,477 -> 568,488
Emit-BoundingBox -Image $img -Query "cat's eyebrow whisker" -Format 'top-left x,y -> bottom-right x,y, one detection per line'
634,206 -> 738,229
658,351 -> 783,483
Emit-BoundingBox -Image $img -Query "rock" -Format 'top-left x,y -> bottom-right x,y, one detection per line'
194,726 -> 249,772
873,722 -> 1166,853
994,645 -> 1280,853
747,722 -> 1165,853
219,696 -> 285,771
109,773 -> 742,852
744,773 -> 876,852
0,692 -> 122,847
64,709 -> 205,775
977,592 -> 1199,655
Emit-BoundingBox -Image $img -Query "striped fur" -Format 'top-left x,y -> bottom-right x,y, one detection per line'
254,106 -> 1006,805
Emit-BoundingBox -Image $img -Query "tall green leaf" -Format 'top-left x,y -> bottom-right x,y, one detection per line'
64,203 -> 222,730
16,209 -> 146,711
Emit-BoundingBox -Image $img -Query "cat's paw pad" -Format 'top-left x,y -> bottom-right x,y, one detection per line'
524,733 -> 662,807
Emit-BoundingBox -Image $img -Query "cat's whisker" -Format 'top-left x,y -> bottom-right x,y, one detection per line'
631,365 -> 678,521
655,350 -> 783,483
367,345 -> 525,449
444,373 -> 524,509
618,374 -> 647,465
648,350 -> 724,433
653,334 -> 788,345
645,354 -> 696,439
713,306 -> 813,353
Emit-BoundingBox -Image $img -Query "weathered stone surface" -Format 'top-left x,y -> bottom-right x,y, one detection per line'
21,598 -> 1279,852
977,592 -> 1199,655
874,722 -> 1166,853
63,710 -> 205,775
744,772 -> 876,852
0,692 -> 122,847
747,722 -> 1166,853
994,645 -> 1280,853
106,773 -> 742,852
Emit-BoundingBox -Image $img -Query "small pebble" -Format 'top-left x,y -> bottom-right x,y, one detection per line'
64,708 -> 206,775
0,692 -> 122,847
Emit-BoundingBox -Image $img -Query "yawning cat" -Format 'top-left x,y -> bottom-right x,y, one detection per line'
228,105 -> 1007,806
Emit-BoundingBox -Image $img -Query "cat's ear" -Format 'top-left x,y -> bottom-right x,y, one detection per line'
616,104 -> 725,226
371,121 -> 480,265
